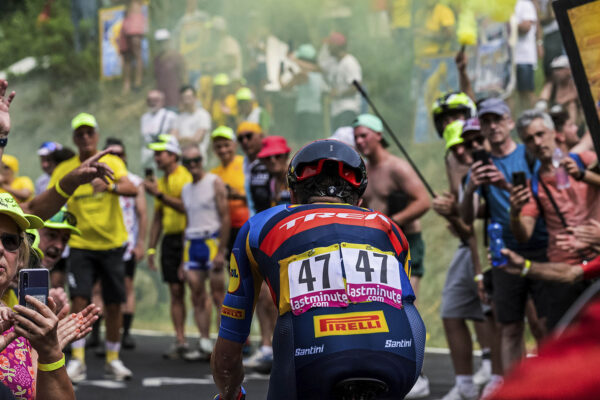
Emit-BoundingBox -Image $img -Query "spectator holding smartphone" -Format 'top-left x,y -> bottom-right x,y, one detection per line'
0,193 -> 74,400
460,98 -> 549,373
509,110 -> 600,329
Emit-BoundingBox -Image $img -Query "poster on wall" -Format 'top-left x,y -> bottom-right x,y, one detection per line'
554,0 -> 600,159
99,4 -> 149,80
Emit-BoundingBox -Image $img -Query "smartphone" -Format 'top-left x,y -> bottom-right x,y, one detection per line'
18,269 -> 49,310
144,168 -> 154,180
512,171 -> 527,188
472,149 -> 490,165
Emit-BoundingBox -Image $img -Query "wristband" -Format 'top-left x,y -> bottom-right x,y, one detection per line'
574,170 -> 586,181
0,138 -> 7,148
54,181 -> 70,199
38,353 -> 65,372
147,248 -> 156,256
521,259 -> 532,277
474,273 -> 484,282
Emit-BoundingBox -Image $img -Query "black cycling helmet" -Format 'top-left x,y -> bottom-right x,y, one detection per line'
287,139 -> 367,203
431,91 -> 477,137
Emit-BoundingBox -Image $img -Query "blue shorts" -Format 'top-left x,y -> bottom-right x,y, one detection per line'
184,236 -> 219,271
516,63 -> 535,92
267,302 -> 425,400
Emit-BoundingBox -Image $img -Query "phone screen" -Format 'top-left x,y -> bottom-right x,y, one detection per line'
473,150 -> 490,165
512,172 -> 527,188
145,168 -> 154,179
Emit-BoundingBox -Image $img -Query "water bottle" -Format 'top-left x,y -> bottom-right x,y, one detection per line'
552,147 -> 570,190
488,222 -> 507,267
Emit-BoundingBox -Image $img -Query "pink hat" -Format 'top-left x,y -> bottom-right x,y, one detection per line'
327,32 -> 347,47
258,136 -> 291,158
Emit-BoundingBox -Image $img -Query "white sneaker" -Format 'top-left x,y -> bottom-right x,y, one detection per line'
481,376 -> 504,399
441,384 -> 479,400
66,359 -> 86,383
199,338 -> 213,355
405,374 -> 430,399
104,359 -> 133,381
473,363 -> 492,386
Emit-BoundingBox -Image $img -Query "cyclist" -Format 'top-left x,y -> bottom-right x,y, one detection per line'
212,139 -> 425,400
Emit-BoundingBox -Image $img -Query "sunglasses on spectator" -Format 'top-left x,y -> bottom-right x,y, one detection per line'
237,132 -> 254,142
182,156 -> 203,166
0,232 -> 22,252
49,209 -> 78,226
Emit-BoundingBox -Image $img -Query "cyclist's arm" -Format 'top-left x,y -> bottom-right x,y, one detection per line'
212,222 -> 261,398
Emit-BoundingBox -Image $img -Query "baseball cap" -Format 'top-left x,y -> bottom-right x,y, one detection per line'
462,117 -> 481,134
551,55 -> 569,69
37,141 -> 62,157
44,208 -> 81,236
330,126 -> 356,148
443,120 -> 465,151
327,32 -> 347,47
71,113 -> 98,131
213,73 -> 230,86
154,28 -> 170,41
211,126 -> 235,141
257,136 -> 291,158
2,155 -> 18,174
237,121 -> 262,135
235,87 -> 254,101
352,113 -> 388,148
477,97 -> 511,118
295,44 -> 317,61
147,134 -> 181,156
0,193 -> 44,230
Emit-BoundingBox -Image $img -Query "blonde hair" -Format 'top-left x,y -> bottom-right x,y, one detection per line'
17,231 -> 30,273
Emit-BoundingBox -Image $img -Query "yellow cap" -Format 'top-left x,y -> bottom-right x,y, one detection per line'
71,113 -> 98,131
1,155 -> 18,174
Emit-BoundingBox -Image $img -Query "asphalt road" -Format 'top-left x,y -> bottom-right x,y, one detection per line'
73,333 -> 468,399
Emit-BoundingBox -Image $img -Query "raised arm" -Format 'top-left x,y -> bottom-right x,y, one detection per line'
0,80 -> 16,161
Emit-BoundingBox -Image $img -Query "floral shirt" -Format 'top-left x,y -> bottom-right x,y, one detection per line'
0,328 -> 35,399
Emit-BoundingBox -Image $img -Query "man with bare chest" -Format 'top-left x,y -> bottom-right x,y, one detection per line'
353,114 -> 431,296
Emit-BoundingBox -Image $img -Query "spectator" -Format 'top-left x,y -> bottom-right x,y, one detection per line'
35,142 -> 62,195
235,87 -> 270,133
460,98 -> 549,373
173,85 -> 212,159
513,0 -> 540,110
536,0 -> 564,80
208,16 -> 243,80
119,0 -> 147,94
0,193 -> 75,400
235,122 -> 277,371
178,145 -> 230,361
70,0 -> 98,52
104,138 -> 147,350
509,110 -> 599,329
538,56 -> 582,126
280,44 -> 328,141
143,134 -> 192,359
153,29 -> 186,110
0,155 -> 34,203
321,32 -> 363,131
549,104 -> 581,150
48,113 -> 138,382
210,126 -> 249,256
435,119 -> 502,400
210,74 -> 237,128
257,136 -> 291,206
140,90 -> 177,171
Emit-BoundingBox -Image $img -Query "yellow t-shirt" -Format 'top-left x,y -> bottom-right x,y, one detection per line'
391,0 -> 412,29
0,176 -> 34,203
156,165 -> 192,235
211,94 -> 238,127
417,3 -> 455,57
210,155 -> 249,228
48,154 -> 128,251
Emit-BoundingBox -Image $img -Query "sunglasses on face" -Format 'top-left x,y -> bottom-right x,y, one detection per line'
182,156 -> 203,166
237,132 -> 254,142
0,232 -> 22,252
49,210 -> 78,227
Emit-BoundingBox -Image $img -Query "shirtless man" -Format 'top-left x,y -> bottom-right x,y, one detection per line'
353,114 -> 430,296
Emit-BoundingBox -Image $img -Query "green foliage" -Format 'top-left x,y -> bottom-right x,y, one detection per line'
0,0 -> 98,82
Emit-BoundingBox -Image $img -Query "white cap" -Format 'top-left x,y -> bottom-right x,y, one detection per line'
211,16 -> 227,31
551,55 -> 569,69
154,29 -> 171,41
330,126 -> 356,149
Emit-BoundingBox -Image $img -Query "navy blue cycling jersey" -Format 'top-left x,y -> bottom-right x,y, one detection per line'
218,202 -> 424,399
